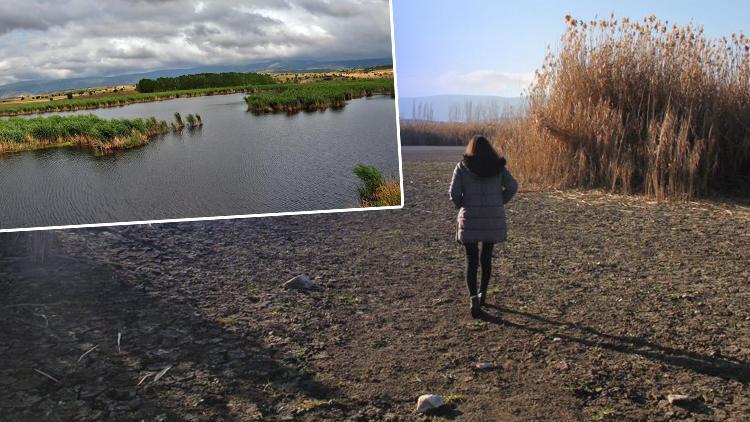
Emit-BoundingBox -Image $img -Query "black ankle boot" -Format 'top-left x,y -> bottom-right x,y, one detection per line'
470,295 -> 481,318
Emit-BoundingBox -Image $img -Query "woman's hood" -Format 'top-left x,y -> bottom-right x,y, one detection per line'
461,155 -> 507,177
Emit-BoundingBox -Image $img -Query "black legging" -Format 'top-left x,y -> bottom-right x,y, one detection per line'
464,242 -> 494,296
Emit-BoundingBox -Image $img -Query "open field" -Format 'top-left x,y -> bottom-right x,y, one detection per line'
272,67 -> 393,83
0,86 -> 263,117
2,155 -> 748,420
0,85 -> 137,105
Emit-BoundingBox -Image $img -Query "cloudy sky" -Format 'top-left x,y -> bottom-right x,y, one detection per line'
0,0 -> 392,85
394,0 -> 750,98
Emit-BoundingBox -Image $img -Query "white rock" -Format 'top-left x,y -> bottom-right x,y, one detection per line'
475,362 -> 494,370
283,274 -> 314,290
667,394 -> 691,405
416,394 -> 444,413
552,337 -> 562,342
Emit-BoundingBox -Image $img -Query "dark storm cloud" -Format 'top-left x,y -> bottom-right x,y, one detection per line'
0,14 -> 47,35
296,0 -> 361,17
97,45 -> 159,60
0,1 -> 81,35
0,0 -> 392,85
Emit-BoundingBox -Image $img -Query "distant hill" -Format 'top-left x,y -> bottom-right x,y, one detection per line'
0,57 -> 392,98
398,95 -> 527,122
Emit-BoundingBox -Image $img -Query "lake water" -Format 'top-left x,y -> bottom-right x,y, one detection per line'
0,94 -> 399,230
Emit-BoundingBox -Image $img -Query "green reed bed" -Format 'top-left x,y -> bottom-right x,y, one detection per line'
0,114 -> 173,155
353,164 -> 401,207
244,79 -> 394,114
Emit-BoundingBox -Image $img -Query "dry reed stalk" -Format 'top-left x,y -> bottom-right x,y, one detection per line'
33,368 -> 60,384
529,14 -> 750,198
77,345 -> 99,363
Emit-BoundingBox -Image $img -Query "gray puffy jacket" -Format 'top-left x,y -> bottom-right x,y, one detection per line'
449,161 -> 518,243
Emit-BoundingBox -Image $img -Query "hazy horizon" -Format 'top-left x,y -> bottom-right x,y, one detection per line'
2,56 -> 393,83
398,94 -> 528,122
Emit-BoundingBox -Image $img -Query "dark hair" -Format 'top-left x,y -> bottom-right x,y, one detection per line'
462,135 -> 506,177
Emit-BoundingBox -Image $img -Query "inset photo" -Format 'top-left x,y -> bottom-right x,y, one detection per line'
0,0 -> 401,232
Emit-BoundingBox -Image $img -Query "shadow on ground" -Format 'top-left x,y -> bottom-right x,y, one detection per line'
0,235 -> 339,421
480,304 -> 750,384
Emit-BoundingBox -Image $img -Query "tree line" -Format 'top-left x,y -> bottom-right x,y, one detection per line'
136,72 -> 275,93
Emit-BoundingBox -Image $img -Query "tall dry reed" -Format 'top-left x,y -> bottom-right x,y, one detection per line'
402,15 -> 750,198
529,14 -> 750,198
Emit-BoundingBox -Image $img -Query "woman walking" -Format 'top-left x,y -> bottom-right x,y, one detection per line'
449,135 -> 518,318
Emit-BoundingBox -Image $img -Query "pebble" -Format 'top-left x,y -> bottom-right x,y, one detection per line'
416,394 -> 444,413
555,360 -> 569,370
667,394 -> 692,405
475,362 -> 494,370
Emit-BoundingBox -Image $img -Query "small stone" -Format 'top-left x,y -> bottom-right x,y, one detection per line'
555,360 -> 569,370
283,274 -> 314,290
667,394 -> 692,405
475,362 -> 494,370
416,394 -> 444,413
552,337 -> 562,342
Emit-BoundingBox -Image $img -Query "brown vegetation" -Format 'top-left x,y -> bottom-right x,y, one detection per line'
400,119 -> 565,191
272,68 -> 393,83
403,15 -> 750,199
352,164 -> 402,207
400,120 -> 503,146
363,181 -> 402,207
529,14 -> 750,198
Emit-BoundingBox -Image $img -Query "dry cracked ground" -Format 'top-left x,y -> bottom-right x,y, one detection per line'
1,151 -> 750,421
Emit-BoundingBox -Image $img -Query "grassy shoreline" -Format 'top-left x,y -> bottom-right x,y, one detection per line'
0,115 -> 179,155
0,79 -> 395,117
245,79 -> 395,113
0,86 -> 260,117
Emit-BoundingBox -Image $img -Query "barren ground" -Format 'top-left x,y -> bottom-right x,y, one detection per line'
2,155 -> 750,421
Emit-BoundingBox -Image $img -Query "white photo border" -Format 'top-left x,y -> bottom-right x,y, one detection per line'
0,0 -> 404,234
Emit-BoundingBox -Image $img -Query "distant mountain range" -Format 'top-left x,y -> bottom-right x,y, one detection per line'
398,95 -> 528,122
0,57 -> 392,98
